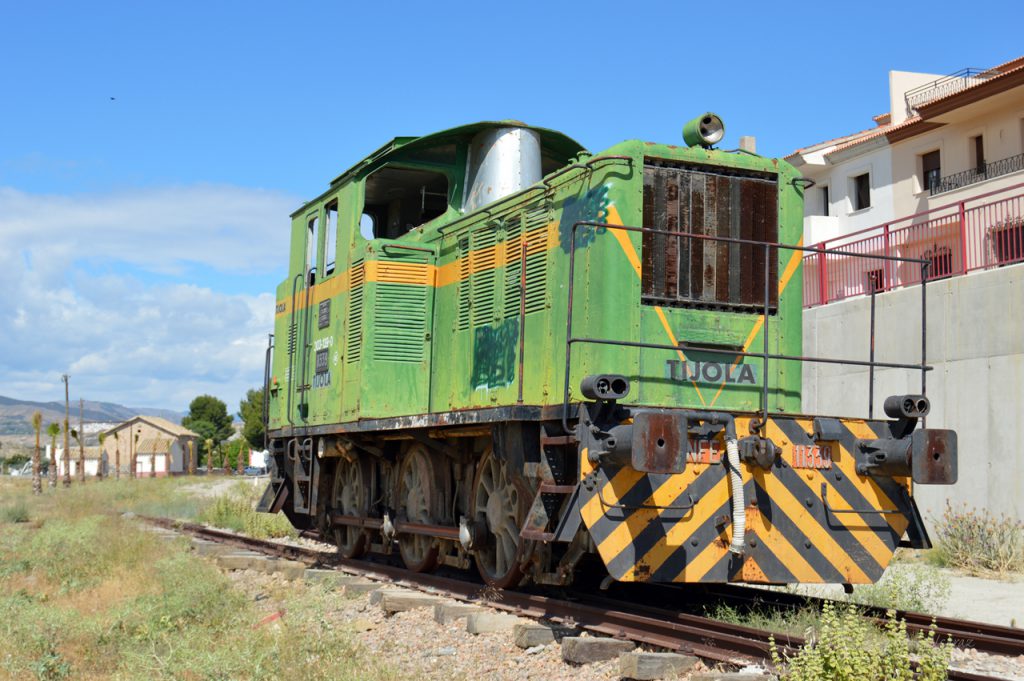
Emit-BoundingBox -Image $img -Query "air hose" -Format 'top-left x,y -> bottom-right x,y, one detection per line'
679,411 -> 746,554
725,437 -> 745,554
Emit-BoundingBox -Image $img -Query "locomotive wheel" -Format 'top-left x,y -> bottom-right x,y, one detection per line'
331,456 -> 369,559
472,447 -> 530,588
396,444 -> 444,573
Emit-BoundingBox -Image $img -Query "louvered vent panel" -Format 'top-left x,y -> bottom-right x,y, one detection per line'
457,236 -> 471,331
346,260 -> 364,363
470,225 -> 498,326
503,205 -> 548,317
502,213 -> 524,319
287,323 -> 297,355
372,283 -> 427,362
523,204 -> 549,314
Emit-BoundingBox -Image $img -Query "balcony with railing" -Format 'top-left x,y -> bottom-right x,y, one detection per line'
804,183 -> 1024,307
904,67 -> 1000,111
930,152 -> 1024,195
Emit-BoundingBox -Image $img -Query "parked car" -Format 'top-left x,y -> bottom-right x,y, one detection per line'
8,461 -> 32,476
243,466 -> 268,477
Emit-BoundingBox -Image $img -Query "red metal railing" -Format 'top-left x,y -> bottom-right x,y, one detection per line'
804,182 -> 1024,307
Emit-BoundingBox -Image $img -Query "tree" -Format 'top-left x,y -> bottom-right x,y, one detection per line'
31,411 -> 42,495
182,395 -> 234,448
46,423 -> 60,488
238,388 -> 266,450
96,432 -> 106,480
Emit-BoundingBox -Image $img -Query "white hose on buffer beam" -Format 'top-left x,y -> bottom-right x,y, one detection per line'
725,438 -> 745,554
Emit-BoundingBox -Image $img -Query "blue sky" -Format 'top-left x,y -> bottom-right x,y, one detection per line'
0,0 -> 1020,411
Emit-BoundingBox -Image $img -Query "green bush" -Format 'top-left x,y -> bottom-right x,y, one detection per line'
854,563 -> 951,613
1,499 -> 30,523
706,602 -> 821,638
771,601 -> 952,681
24,515 -> 157,591
929,502 -> 1024,574
197,484 -> 296,539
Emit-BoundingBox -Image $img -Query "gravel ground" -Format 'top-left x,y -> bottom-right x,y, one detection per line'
950,648 -> 1024,681
212,549 -> 1024,680
222,568 -> 748,681
195,510 -> 1024,681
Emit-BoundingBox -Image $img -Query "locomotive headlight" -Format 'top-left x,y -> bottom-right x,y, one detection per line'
683,113 -> 725,148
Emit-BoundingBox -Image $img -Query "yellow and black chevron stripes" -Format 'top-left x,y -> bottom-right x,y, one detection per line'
578,415 -> 912,584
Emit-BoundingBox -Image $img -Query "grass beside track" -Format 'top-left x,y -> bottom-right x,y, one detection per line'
0,477 -> 396,681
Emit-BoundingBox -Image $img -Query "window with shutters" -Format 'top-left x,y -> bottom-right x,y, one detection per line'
851,173 -> 871,211
921,150 -> 941,193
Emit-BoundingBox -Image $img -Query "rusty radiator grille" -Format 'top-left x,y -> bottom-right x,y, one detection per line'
641,159 -> 778,312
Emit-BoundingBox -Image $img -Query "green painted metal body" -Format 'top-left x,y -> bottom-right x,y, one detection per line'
267,122 -> 805,434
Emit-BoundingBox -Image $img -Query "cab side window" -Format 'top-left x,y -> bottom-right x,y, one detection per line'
324,200 -> 338,276
306,215 -> 319,283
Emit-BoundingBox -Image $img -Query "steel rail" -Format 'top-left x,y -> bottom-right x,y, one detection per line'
142,517 -> 794,665
698,583 -> 1024,659
144,516 -> 1015,680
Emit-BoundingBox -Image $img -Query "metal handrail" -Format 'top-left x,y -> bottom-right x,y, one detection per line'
562,221 -> 931,434
904,67 -> 997,110
930,152 -> 1024,196
814,181 -> 1024,249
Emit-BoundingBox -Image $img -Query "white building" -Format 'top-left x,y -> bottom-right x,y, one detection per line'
788,56 -> 1024,522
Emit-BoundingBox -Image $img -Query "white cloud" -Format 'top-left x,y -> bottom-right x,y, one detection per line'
0,184 -> 298,412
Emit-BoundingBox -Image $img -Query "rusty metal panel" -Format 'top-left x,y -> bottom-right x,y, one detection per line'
630,411 -> 687,474
641,160 -> 778,312
911,429 -> 958,484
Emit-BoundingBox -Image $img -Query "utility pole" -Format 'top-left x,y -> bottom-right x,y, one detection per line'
78,399 -> 85,482
62,374 -> 71,487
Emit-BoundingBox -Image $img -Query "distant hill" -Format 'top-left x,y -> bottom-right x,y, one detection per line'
0,395 -> 186,435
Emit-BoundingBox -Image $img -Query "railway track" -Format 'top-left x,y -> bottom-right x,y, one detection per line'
144,517 -> 1019,681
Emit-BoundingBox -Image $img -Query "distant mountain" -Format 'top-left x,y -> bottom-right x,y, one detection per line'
0,395 -> 186,435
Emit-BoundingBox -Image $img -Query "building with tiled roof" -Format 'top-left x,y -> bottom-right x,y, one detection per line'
101,415 -> 199,476
795,56 -> 1024,523
787,56 -> 1024,304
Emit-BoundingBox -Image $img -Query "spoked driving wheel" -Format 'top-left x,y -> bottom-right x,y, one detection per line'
331,456 -> 369,559
472,447 -> 531,588
396,444 -> 446,572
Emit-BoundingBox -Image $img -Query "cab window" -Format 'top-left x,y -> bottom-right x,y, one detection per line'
361,166 -> 449,239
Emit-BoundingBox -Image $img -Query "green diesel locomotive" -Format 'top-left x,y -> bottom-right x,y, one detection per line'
258,116 -> 956,588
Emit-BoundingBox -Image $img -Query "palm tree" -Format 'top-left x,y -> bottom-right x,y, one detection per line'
46,423 -> 60,488
97,432 -> 106,480
131,431 -> 140,480
62,418 -> 71,487
31,411 -> 42,495
113,431 -> 120,480
205,439 -> 213,475
150,438 -> 160,478
187,439 -> 196,475
70,428 -> 83,481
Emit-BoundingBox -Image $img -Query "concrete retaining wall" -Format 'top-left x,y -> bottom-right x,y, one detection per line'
802,263 -> 1024,522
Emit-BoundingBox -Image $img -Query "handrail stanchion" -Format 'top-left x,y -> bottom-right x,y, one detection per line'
958,200 -> 969,274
